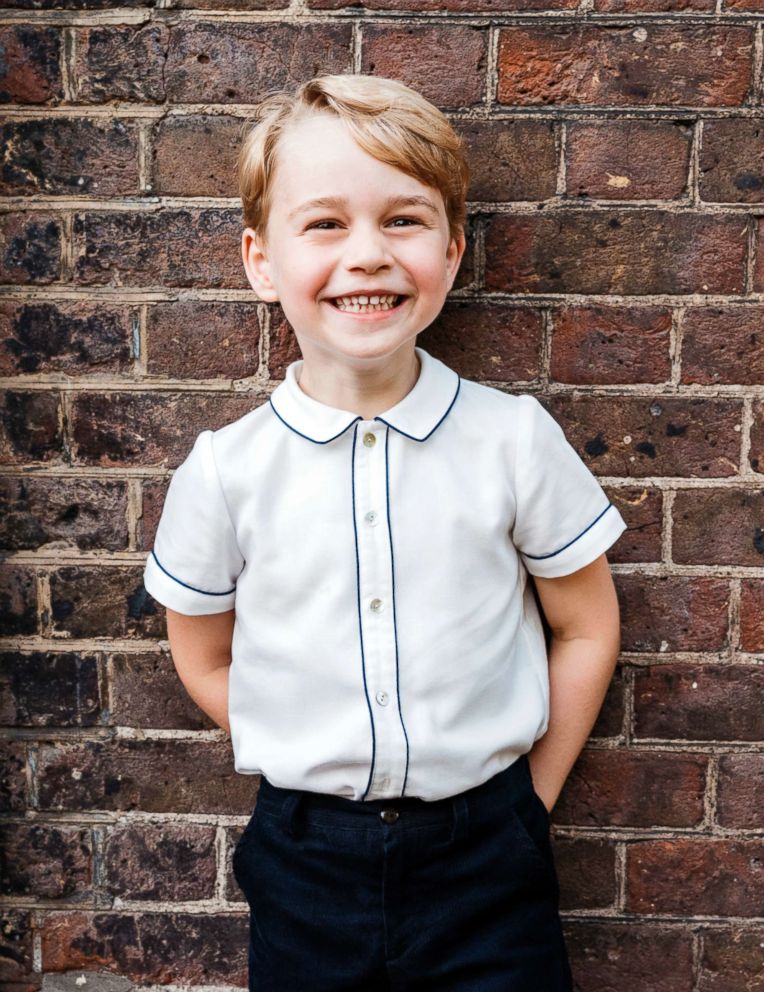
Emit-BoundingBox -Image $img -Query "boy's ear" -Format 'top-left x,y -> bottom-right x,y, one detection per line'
241,227 -> 279,303
446,228 -> 467,287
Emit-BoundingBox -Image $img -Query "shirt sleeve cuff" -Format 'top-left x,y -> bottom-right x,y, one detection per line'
143,551 -> 237,616
520,502 -> 627,579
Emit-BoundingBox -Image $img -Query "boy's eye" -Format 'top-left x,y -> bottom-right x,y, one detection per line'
306,216 -> 422,231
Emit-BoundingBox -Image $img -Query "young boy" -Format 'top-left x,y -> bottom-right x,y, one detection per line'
142,73 -> 627,991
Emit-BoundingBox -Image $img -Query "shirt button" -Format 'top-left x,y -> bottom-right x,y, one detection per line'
365,510 -> 379,526
375,691 -> 389,706
380,809 -> 399,824
370,598 -> 383,613
363,432 -> 377,447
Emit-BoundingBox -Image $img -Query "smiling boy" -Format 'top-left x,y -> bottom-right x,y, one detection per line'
143,73 -> 627,990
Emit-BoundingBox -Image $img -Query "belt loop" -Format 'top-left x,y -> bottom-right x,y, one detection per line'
280,792 -> 303,838
450,794 -> 469,844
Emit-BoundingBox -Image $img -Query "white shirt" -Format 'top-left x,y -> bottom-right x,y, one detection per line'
143,345 -> 627,802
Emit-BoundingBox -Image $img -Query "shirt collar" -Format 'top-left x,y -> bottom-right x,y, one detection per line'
268,346 -> 461,445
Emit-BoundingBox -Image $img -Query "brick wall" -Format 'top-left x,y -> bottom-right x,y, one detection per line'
1,0 -> 763,987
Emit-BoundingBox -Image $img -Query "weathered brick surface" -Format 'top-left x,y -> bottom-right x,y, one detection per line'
554,837 -> 617,910
151,115 -> 244,198
0,652 -> 102,726
0,26 -> 63,104
616,575 -> 729,652
461,120 -> 557,201
73,25 -> 169,103
673,489 -> 764,566
0,213 -> 62,285
699,120 -> 764,203
0,565 -> 38,637
497,26 -> 753,107
0,390 -> 63,464
0,823 -> 92,899
146,301 -> 261,379
681,307 -> 764,385
109,652 -> 216,729
137,477 -> 168,551
49,566 -> 163,639
739,580 -> 764,651
589,663 -> 626,737
750,399 -> 764,473
103,823 -> 217,900
716,752 -> 764,829
606,487 -> 663,564
0,911 -> 36,987
698,929 -> 764,991
0,741 -> 27,812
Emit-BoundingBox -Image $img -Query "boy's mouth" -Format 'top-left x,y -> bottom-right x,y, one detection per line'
327,294 -> 407,314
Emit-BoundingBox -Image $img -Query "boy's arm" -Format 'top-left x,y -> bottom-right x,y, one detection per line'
526,552 -> 621,813
165,608 -> 235,734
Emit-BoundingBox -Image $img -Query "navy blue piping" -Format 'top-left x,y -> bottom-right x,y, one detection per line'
384,424 -> 411,797
524,503 -> 617,560
350,423 -> 377,801
269,397 -> 361,445
150,549 -> 235,596
374,374 -> 461,442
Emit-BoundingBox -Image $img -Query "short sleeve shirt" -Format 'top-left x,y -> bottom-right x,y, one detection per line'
143,345 -> 627,801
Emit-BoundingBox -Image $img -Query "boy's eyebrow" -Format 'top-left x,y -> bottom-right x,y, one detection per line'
288,194 -> 440,221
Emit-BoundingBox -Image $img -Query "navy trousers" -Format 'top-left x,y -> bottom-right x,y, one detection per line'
232,752 -> 573,991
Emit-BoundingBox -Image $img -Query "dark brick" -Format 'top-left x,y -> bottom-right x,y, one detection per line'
750,223 -> 764,292
36,740 -> 258,813
267,305 -> 305,380
109,652 -> 215,730
0,300 -> 133,376
543,394 -> 742,479
751,399 -> 764,474
605,487 -> 663,564
69,390 -> 263,467
616,574 -> 729,652
104,823 -> 216,900
551,305 -> 672,384
698,928 -> 764,991
567,121 -> 691,200
555,749 -> 707,828
41,911 -> 248,984
146,301 -> 260,379
0,477 -> 128,552
137,477 -> 168,551
74,25 -> 168,103
313,0 -> 575,9
484,210 -> 746,295
223,825 -> 246,903
673,488 -> 764,566
700,119 -> 764,203
72,209 -> 245,289
0,565 -> 37,637
554,837 -> 617,910
174,0 -> 286,9
0,390 -> 63,464
565,920 -> 694,992
0,652 -> 102,727
681,307 -> 764,385
716,753 -> 764,830
0,741 -> 27,810
461,120 -> 557,201
152,114 -> 246,198
596,0 -> 711,15
453,214 -> 476,290
361,26 -> 487,109
164,23 -> 352,104
4,0 -> 151,8
589,663 -> 626,737
0,26 -> 63,104
626,838 -> 764,916
635,664 -> 764,742
49,566 -> 163,640
0,823 -> 92,898
0,911 -> 35,986
739,579 -> 764,651
497,25 -> 753,107
0,213 -> 61,284
427,302 -> 542,381
0,119 -> 139,196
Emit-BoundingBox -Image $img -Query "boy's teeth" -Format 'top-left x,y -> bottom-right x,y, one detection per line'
333,293 -> 401,312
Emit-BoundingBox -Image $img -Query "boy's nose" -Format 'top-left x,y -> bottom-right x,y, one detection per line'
342,225 -> 394,270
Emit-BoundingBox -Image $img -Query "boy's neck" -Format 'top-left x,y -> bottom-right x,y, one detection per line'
296,349 -> 422,421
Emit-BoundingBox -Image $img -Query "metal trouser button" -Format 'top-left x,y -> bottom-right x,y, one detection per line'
380,809 -> 399,823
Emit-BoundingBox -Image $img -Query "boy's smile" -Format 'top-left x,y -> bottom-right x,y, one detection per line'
241,113 -> 465,400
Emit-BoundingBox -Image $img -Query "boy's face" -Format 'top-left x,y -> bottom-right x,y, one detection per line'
241,113 -> 466,370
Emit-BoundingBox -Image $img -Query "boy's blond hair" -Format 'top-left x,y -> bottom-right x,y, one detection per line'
237,73 -> 470,248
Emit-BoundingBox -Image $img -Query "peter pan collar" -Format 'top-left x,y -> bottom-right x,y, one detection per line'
268,346 -> 461,445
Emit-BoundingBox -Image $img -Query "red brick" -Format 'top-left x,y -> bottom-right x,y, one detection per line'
0,911 -> 36,986
554,837 -> 617,910
175,0 -> 287,10
73,25 -> 168,103
0,212 -> 62,285
596,0 -> 710,11
49,566 -> 163,640
460,120 -> 557,201
565,920 -> 694,992
137,477 -> 168,551
69,390 -> 263,467
589,662 -> 627,737
0,652 -> 102,727
551,304 -> 672,384
724,0 -> 764,9
0,476 -> 128,552
164,23 -> 352,104
626,837 -> 764,915
267,305 -> 305,379
607,487 -> 663,564
555,749 -> 707,828
616,574 -> 729,652
72,209 -> 245,289
566,121 -> 691,200
146,301 -> 260,379
700,120 -> 764,203
427,302 -> 542,381
751,222 -> 764,292
224,825 -> 246,903
716,753 -> 764,829
0,26 -> 63,104
104,823 -> 216,900
0,741 -> 27,811
361,26 -> 487,109
109,652 -> 216,730
0,390 -> 63,464
151,115 -> 243,198
41,911 -> 248,984
0,565 -> 38,637
0,823 -> 92,898
751,399 -> 764,474
313,0 -> 575,9
0,300 -> 133,376
673,489 -> 764,566
635,664 -> 764,742
698,928 -> 764,991
484,210 -> 746,295
681,307 -> 764,385
497,26 -> 753,107
0,119 -> 139,197
36,740 -> 257,813
739,580 -> 764,651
